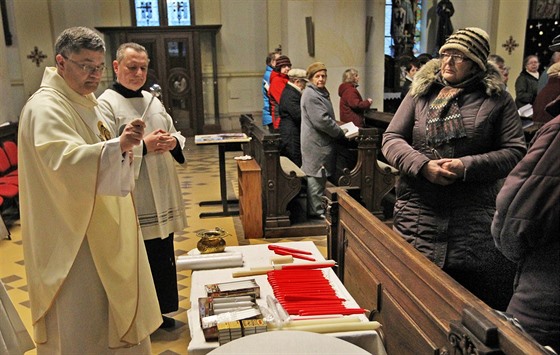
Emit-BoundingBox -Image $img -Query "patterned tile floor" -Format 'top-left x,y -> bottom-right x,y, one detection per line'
0,137 -> 326,354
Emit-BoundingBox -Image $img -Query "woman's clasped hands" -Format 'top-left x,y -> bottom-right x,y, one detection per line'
421,158 -> 465,186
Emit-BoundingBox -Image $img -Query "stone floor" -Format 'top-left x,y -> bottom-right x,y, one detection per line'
0,137 -> 327,355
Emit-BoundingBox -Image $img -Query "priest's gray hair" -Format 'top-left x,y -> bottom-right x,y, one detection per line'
55,27 -> 105,57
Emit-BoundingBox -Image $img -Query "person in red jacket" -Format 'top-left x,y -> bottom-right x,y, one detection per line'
333,68 -> 372,183
338,68 -> 372,127
269,55 -> 292,131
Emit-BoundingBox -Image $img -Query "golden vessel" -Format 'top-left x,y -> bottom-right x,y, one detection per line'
196,227 -> 228,254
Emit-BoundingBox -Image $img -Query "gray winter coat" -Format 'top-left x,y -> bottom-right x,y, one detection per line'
300,83 -> 345,177
382,59 -> 527,270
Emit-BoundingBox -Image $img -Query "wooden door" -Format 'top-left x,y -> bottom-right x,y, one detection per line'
97,26 -> 221,136
127,32 -> 201,136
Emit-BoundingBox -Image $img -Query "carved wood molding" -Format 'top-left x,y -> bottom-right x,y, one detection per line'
448,307 -> 500,355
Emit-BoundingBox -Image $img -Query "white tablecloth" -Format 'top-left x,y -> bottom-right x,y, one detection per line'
207,330 -> 371,354
186,241 -> 386,355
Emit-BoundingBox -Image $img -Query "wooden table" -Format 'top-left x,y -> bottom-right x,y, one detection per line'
195,134 -> 251,218
186,241 -> 386,355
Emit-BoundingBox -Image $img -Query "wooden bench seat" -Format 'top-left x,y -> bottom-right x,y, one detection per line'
239,114 -> 399,237
239,114 -> 325,238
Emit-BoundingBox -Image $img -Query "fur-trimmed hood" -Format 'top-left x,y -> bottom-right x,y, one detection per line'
547,62 -> 560,77
409,58 -> 505,98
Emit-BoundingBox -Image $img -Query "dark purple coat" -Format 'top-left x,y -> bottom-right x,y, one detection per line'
382,60 -> 526,309
492,102 -> 560,352
533,64 -> 560,123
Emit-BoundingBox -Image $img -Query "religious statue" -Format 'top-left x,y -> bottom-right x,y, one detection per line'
391,0 -> 417,57
435,0 -> 454,52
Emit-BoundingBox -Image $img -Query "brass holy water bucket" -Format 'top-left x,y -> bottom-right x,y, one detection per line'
196,227 -> 228,254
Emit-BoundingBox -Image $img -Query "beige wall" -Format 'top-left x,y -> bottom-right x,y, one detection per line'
0,6 -> 15,122
491,0 -> 530,89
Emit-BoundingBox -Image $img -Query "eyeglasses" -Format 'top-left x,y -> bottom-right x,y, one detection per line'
63,56 -> 105,74
440,52 -> 468,63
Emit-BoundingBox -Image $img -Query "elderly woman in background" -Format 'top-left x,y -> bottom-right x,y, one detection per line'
381,28 -> 527,311
301,62 -> 346,219
515,54 -> 540,108
335,68 -> 373,182
338,68 -> 372,127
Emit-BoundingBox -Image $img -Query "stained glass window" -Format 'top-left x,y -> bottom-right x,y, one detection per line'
135,0 -> 160,27
384,0 -> 422,56
167,1 -> 191,26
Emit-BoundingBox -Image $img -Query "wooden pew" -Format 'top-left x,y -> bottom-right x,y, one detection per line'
336,127 -> 398,220
239,114 -> 325,238
325,187 -> 549,355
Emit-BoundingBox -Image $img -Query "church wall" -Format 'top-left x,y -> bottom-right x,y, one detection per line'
0,0 -> 534,127
491,0 -> 530,92
0,0 -> 17,123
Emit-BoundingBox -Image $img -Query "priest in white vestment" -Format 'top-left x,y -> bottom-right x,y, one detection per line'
98,42 -> 188,329
18,27 -> 162,354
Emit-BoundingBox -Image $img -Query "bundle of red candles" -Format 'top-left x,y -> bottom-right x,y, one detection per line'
267,268 -> 366,316
268,244 -> 316,261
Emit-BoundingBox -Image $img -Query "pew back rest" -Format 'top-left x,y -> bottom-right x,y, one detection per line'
336,127 -> 398,219
326,187 -> 548,355
239,114 -> 303,229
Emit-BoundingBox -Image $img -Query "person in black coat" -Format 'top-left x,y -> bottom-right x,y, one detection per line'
515,55 -> 540,108
400,57 -> 420,99
279,68 -> 308,167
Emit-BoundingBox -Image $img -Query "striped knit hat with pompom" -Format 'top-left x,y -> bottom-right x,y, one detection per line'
439,27 -> 490,70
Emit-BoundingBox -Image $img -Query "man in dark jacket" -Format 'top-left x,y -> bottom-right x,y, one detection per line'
279,68 -> 307,167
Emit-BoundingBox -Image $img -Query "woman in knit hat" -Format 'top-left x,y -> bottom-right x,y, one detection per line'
381,27 -> 526,311
301,62 -> 346,219
268,55 -> 292,131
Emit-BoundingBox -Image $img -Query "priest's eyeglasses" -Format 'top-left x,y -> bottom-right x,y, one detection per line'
63,56 -> 106,74
440,52 -> 468,63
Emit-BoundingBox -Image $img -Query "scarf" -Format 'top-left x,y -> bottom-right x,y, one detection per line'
426,86 -> 466,147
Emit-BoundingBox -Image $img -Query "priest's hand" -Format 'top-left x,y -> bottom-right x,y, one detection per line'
120,118 -> 146,153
